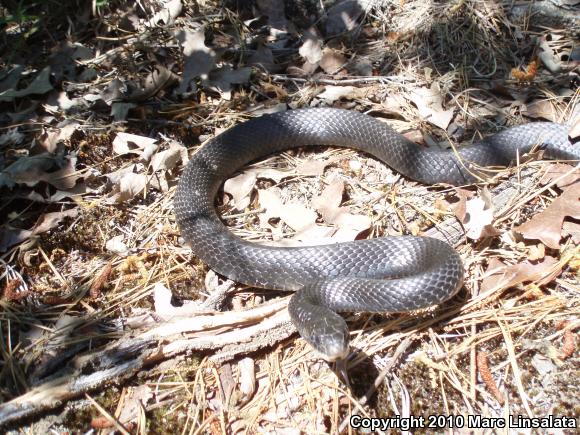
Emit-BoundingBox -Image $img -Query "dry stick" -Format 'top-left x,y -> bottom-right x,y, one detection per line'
271,74 -> 409,86
0,166 -> 554,427
0,300 -> 290,427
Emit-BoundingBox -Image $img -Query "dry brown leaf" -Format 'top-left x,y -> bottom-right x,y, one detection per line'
539,163 -> 580,188
0,154 -> 59,188
0,208 -> 78,251
0,128 -> 24,146
331,214 -> 372,241
106,167 -> 148,203
202,66 -> 252,101
248,42 -> 279,73
175,28 -> 216,95
313,180 -> 344,221
147,0 -> 182,26
299,26 -> 323,65
380,95 -> 406,116
32,208 -> 79,236
313,180 -> 371,240
295,158 -> 333,176
105,164 -> 136,185
38,157 -> 81,191
409,83 -> 454,130
223,158 -> 334,210
126,66 -> 179,103
562,221 -> 580,245
258,188 -> 317,232
118,173 -> 147,202
528,243 -> 546,261
538,38 -> 561,73
150,141 -> 187,172
0,153 -> 80,190
451,187 -> 476,222
44,91 -> 84,113
224,172 -> 257,211
112,133 -> 158,157
320,48 -> 346,74
255,0 -> 288,31
514,182 -> 580,249
0,67 -> 53,102
481,256 -> 562,292
524,100 -> 557,122
317,85 -> 358,103
463,188 -> 499,240
38,120 -> 80,153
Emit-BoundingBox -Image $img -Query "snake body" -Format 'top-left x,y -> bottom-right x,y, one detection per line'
174,108 -> 578,360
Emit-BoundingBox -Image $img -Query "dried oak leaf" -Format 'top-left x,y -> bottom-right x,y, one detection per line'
202,66 -> 251,101
147,0 -> 182,26
248,42 -> 279,73
175,28 -> 216,95
409,83 -> 454,130
451,187 -> 476,222
38,119 -> 80,153
514,182 -> 580,249
562,221 -> 580,245
0,66 -> 53,101
223,158 -> 335,210
258,188 -> 317,232
150,140 -> 187,172
480,256 -> 562,292
539,163 -> 579,188
299,26 -> 323,65
112,133 -> 158,159
320,48 -> 346,74
255,0 -> 288,32
224,172 -> 257,211
105,165 -> 148,203
0,153 -> 80,190
317,85 -> 358,104
33,208 -> 79,236
462,188 -> 500,240
312,180 -> 372,241
523,99 -> 557,122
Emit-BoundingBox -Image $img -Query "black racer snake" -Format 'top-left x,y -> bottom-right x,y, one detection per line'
174,108 -> 578,360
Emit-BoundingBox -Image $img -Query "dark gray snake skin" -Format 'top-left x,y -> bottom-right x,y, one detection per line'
174,108 -> 578,360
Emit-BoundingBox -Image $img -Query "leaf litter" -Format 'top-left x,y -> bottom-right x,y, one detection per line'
0,0 -> 579,432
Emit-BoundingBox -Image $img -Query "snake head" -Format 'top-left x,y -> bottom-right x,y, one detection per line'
302,314 -> 351,362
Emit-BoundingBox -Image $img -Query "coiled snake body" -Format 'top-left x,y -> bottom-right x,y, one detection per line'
174,108 -> 578,360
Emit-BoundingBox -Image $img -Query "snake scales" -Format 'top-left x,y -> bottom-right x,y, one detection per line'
174,108 -> 578,360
